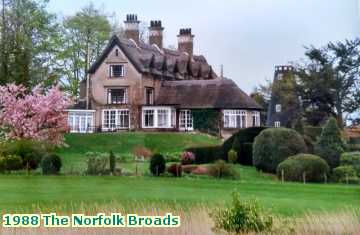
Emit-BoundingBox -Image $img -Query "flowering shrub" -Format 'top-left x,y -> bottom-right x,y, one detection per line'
0,83 -> 72,145
181,151 -> 195,165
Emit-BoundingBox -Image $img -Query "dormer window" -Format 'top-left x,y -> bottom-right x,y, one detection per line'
110,64 -> 124,78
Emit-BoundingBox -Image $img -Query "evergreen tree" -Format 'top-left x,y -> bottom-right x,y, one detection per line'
315,117 -> 345,169
109,150 -> 116,174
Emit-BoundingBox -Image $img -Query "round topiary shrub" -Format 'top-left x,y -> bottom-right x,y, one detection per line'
340,152 -> 360,176
332,165 -> 358,184
276,154 -> 329,182
41,154 -> 62,175
167,163 -> 182,177
150,153 -> 166,176
253,128 -> 307,173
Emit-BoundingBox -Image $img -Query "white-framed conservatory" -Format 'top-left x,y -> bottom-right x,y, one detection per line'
67,109 -> 96,133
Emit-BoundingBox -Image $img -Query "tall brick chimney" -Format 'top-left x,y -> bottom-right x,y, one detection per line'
149,20 -> 164,49
177,28 -> 194,56
124,14 -> 140,44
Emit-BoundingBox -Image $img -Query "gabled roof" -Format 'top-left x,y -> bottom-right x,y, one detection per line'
88,35 -> 216,80
155,78 -> 262,109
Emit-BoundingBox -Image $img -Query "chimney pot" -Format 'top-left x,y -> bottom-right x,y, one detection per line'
149,20 -> 164,49
124,14 -> 140,44
177,28 -> 194,56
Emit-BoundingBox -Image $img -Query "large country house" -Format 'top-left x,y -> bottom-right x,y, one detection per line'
67,14 -> 262,138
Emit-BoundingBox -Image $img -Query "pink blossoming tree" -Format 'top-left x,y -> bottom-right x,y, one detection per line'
0,83 -> 72,145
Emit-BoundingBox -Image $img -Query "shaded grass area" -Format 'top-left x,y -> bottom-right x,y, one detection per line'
0,175 -> 358,216
56,132 -> 220,173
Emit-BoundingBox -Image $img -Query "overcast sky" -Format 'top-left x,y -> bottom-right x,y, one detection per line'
47,0 -> 360,93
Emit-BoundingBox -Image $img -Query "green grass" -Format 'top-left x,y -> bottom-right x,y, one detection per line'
56,132 -> 220,173
0,132 -> 359,217
0,175 -> 358,216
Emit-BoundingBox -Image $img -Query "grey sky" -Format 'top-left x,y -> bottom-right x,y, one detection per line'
47,0 -> 359,93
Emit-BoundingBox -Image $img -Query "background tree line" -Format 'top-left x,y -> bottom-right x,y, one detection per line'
252,39 -> 360,127
0,0 -> 125,97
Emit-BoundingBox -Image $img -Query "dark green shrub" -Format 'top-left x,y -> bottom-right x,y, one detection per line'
340,152 -> 360,176
167,163 -> 182,177
192,109 -> 221,135
4,140 -> 47,170
294,119 -> 304,135
208,160 -> 239,179
227,149 -> 238,164
222,127 -> 267,165
150,153 -> 166,176
85,152 -> 108,175
332,165 -> 358,184
253,128 -> 307,173
109,151 -> 116,174
211,191 -> 273,233
0,155 -> 23,172
315,118 -> 346,169
276,154 -> 329,182
348,144 -> 360,152
185,145 -> 223,164
304,126 -> 323,143
41,154 -> 62,175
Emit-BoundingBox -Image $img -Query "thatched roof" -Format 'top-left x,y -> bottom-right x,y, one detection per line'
88,35 -> 216,80
155,78 -> 262,109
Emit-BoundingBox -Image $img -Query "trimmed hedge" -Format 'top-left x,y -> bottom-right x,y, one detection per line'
340,152 -> 360,176
253,128 -> 307,173
332,165 -> 358,184
185,145 -> 223,164
0,155 -> 23,172
41,154 -> 62,175
222,127 -> 267,165
276,154 -> 329,182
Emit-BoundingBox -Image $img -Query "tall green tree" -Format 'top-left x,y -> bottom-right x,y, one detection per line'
315,117 -> 345,169
0,0 -> 61,87
59,3 -> 111,97
296,39 -> 360,126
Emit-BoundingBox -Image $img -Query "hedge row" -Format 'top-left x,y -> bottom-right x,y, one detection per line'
185,146 -> 224,164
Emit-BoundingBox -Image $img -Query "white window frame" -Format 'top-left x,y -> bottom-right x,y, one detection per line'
110,64 -> 125,78
67,110 -> 95,133
223,110 -> 247,128
274,121 -> 281,128
179,110 -> 193,131
107,88 -> 128,104
142,107 -> 174,129
275,104 -> 282,113
145,87 -> 154,105
252,111 -> 260,127
102,109 -> 130,131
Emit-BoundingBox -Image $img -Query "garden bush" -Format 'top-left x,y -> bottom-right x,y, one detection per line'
315,117 -> 345,169
227,149 -> 238,164
208,160 -> 238,179
276,154 -> 329,182
150,153 -> 166,176
222,127 -> 267,165
185,145 -> 223,164
332,165 -> 359,184
253,128 -> 307,173
0,155 -> 23,172
167,163 -> 182,177
180,151 -> 195,165
340,152 -> 360,176
41,154 -> 62,175
3,139 -> 48,170
85,152 -> 108,175
109,151 -> 116,174
211,191 -> 273,233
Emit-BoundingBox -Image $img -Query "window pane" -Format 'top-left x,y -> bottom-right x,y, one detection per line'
144,110 -> 154,127
109,89 -> 127,104
111,65 -> 124,77
158,110 -> 168,127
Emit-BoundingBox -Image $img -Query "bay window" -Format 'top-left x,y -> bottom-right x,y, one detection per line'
223,110 -> 247,128
142,107 -> 174,128
102,109 -> 130,131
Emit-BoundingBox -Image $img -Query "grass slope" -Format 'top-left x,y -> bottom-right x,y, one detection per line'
56,132 -> 220,172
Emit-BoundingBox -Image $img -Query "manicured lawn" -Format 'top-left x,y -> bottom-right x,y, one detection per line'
0,175 -> 358,216
1,132 -> 357,218
56,132 -> 220,172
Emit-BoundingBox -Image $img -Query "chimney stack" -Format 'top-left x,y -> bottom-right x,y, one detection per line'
124,14 -> 140,44
177,28 -> 194,56
149,20 -> 164,49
